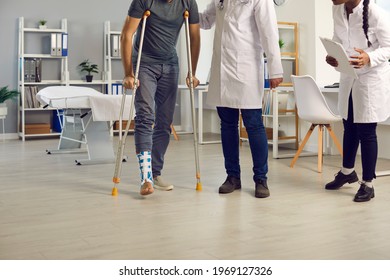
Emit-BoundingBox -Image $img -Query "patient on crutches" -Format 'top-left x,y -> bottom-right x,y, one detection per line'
120,0 -> 201,195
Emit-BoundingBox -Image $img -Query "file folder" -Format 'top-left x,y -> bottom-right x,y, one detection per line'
61,33 -> 68,56
50,33 -> 57,56
56,33 -> 62,56
111,35 -> 119,57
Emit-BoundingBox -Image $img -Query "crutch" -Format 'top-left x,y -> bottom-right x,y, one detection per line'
112,10 -> 151,196
184,10 -> 202,191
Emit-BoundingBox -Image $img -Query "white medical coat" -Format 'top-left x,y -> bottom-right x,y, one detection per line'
199,0 -> 283,109
333,2 -> 390,123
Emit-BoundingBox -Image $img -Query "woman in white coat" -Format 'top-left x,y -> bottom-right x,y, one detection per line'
325,0 -> 390,202
199,0 -> 283,198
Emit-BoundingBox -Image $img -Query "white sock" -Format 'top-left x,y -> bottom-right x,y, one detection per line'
363,181 -> 373,188
341,167 -> 354,175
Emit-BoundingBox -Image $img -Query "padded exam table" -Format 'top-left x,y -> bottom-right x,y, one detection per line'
37,86 -> 132,165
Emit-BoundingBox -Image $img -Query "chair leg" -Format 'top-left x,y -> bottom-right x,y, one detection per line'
318,125 -> 323,173
171,124 -> 179,141
290,124 -> 317,168
325,124 -> 343,156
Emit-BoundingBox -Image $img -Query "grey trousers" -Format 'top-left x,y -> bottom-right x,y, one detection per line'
134,64 -> 179,177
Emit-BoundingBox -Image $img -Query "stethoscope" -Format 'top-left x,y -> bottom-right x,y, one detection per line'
218,0 -> 224,10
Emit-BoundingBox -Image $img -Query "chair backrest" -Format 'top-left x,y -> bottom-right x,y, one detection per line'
291,75 -> 341,124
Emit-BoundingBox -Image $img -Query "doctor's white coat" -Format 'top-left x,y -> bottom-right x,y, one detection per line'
333,2 -> 390,123
199,0 -> 283,109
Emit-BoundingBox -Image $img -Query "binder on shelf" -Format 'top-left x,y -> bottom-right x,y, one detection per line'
35,59 -> 42,82
117,84 -> 123,95
23,59 -> 30,82
61,33 -> 68,56
112,83 -> 118,95
56,33 -> 62,56
50,33 -> 57,56
111,35 -> 119,57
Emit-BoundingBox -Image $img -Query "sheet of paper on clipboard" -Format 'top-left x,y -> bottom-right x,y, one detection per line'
320,37 -> 358,79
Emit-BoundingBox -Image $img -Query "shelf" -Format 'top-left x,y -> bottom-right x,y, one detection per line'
23,80 -> 64,85
23,54 -> 67,59
68,80 -> 108,85
22,132 -> 61,137
23,28 -> 66,33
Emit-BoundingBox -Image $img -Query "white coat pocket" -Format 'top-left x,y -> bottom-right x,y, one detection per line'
236,50 -> 261,81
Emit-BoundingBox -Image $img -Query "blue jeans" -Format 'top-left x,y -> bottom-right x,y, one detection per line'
217,107 -> 268,182
134,64 -> 179,177
343,94 -> 377,181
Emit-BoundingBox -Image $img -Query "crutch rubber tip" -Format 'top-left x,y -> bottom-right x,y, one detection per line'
112,187 -> 118,196
196,182 -> 202,191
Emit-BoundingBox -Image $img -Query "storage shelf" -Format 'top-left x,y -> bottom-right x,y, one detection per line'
18,17 -> 69,141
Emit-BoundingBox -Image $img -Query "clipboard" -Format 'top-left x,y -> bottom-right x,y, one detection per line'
320,37 -> 358,79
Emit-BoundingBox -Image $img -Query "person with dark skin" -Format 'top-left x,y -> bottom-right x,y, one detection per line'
325,0 -> 390,202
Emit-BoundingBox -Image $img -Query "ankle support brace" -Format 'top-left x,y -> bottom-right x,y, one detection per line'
137,151 -> 153,185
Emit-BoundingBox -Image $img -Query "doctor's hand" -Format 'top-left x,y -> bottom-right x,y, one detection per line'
122,75 -> 139,90
186,75 -> 200,88
350,48 -> 370,69
270,78 -> 283,89
326,55 -> 338,67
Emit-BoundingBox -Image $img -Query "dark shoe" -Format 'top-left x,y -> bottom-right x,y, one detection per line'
325,170 -> 359,190
219,176 -> 241,194
255,179 -> 270,198
353,183 -> 375,202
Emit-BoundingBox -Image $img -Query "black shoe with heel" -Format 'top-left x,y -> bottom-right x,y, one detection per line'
219,176 -> 241,194
353,183 -> 374,202
325,170 -> 359,190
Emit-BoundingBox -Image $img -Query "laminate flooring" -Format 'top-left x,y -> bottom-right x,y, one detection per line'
1,135 -> 390,260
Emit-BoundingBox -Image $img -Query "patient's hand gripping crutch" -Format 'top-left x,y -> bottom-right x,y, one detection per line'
184,10 -> 202,191
112,10 -> 151,196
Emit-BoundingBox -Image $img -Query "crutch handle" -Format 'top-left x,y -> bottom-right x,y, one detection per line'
184,10 -> 189,18
143,10 -> 151,18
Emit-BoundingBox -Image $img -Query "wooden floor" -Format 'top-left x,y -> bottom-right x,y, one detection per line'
1,134 -> 390,260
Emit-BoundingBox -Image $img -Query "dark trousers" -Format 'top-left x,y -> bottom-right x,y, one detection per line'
343,94 -> 377,181
217,107 -> 268,182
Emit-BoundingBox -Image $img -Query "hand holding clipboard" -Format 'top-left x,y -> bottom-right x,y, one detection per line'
320,37 -> 358,79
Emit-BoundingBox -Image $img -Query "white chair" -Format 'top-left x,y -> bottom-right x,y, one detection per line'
290,75 -> 343,173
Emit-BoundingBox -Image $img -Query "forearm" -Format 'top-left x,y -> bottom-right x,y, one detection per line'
189,24 -> 201,75
121,34 -> 134,77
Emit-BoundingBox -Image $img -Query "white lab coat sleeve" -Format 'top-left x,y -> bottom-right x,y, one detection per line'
367,12 -> 390,68
199,0 -> 216,30
331,5 -> 343,44
254,0 -> 283,78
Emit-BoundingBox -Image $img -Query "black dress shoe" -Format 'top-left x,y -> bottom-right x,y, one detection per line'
325,170 -> 359,190
353,183 -> 375,202
219,176 -> 241,194
255,179 -> 270,198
